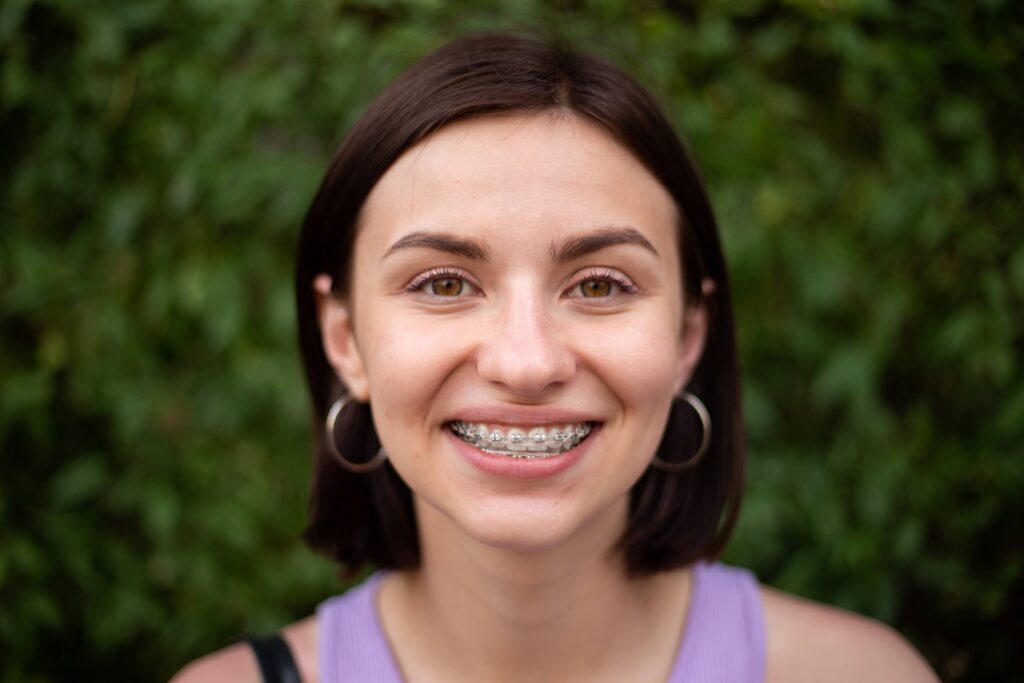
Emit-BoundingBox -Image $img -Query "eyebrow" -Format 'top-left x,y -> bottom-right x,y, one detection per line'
381,230 -> 491,262
550,226 -> 659,263
380,225 -> 659,263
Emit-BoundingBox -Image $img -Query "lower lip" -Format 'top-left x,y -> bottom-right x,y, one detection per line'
446,425 -> 599,480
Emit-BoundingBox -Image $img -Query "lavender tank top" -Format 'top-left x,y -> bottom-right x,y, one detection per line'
317,561 -> 765,682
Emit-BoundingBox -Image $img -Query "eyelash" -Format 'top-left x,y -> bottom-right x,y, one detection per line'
405,267 -> 479,298
404,267 -> 639,299
566,268 -> 639,298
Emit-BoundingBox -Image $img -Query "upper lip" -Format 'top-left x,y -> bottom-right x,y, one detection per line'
447,406 -> 600,426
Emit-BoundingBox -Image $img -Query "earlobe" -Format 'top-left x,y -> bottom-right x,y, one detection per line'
314,275 -> 371,401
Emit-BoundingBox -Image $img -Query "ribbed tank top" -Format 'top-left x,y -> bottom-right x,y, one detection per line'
317,561 -> 765,682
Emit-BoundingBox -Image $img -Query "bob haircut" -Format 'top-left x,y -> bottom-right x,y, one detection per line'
296,31 -> 745,576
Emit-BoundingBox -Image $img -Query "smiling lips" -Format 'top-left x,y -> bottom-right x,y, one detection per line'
449,421 -> 595,458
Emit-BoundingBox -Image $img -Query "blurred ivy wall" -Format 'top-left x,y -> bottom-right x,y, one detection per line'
1,1 -> 1021,681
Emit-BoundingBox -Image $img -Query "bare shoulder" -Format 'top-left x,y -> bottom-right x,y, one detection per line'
168,616 -> 318,683
168,641 -> 261,683
760,585 -> 938,683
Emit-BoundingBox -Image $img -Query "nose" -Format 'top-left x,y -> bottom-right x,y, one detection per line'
475,292 -> 575,398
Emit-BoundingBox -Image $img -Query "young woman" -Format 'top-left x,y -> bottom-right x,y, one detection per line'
174,32 -> 937,683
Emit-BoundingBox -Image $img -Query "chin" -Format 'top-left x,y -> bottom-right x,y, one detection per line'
462,512 -> 578,553
449,492 -> 624,556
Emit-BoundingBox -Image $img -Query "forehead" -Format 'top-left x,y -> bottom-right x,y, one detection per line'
357,112 -> 679,254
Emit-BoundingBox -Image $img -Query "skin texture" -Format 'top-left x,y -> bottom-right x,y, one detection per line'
326,112 -> 703,557
170,113 -> 939,683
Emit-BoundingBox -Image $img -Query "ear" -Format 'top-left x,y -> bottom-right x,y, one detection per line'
314,274 -> 370,402
673,278 -> 714,395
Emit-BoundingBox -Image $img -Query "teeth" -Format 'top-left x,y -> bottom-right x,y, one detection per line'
507,429 -> 527,452
450,421 -> 594,458
474,423 -> 488,445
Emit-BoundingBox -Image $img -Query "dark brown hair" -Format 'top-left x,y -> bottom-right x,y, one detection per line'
296,32 -> 744,576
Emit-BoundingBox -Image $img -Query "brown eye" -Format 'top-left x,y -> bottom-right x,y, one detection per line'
580,280 -> 612,298
431,277 -> 463,296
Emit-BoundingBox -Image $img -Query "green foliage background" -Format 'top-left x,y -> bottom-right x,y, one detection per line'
2,0 -> 1021,680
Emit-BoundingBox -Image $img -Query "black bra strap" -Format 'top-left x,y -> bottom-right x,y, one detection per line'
245,634 -> 303,683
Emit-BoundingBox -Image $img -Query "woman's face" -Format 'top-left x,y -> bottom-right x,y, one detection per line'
319,113 -> 706,552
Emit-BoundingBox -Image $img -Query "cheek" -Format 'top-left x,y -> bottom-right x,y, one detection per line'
576,316 -> 680,465
575,315 -> 681,404
358,310 -> 470,434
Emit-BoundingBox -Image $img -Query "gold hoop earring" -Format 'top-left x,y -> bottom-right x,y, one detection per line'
650,391 -> 711,472
325,395 -> 388,473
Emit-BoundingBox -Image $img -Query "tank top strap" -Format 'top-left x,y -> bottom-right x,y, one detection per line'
667,561 -> 766,683
245,634 -> 302,683
317,573 -> 405,683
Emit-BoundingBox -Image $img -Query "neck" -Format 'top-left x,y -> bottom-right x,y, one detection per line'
381,496 -> 689,683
